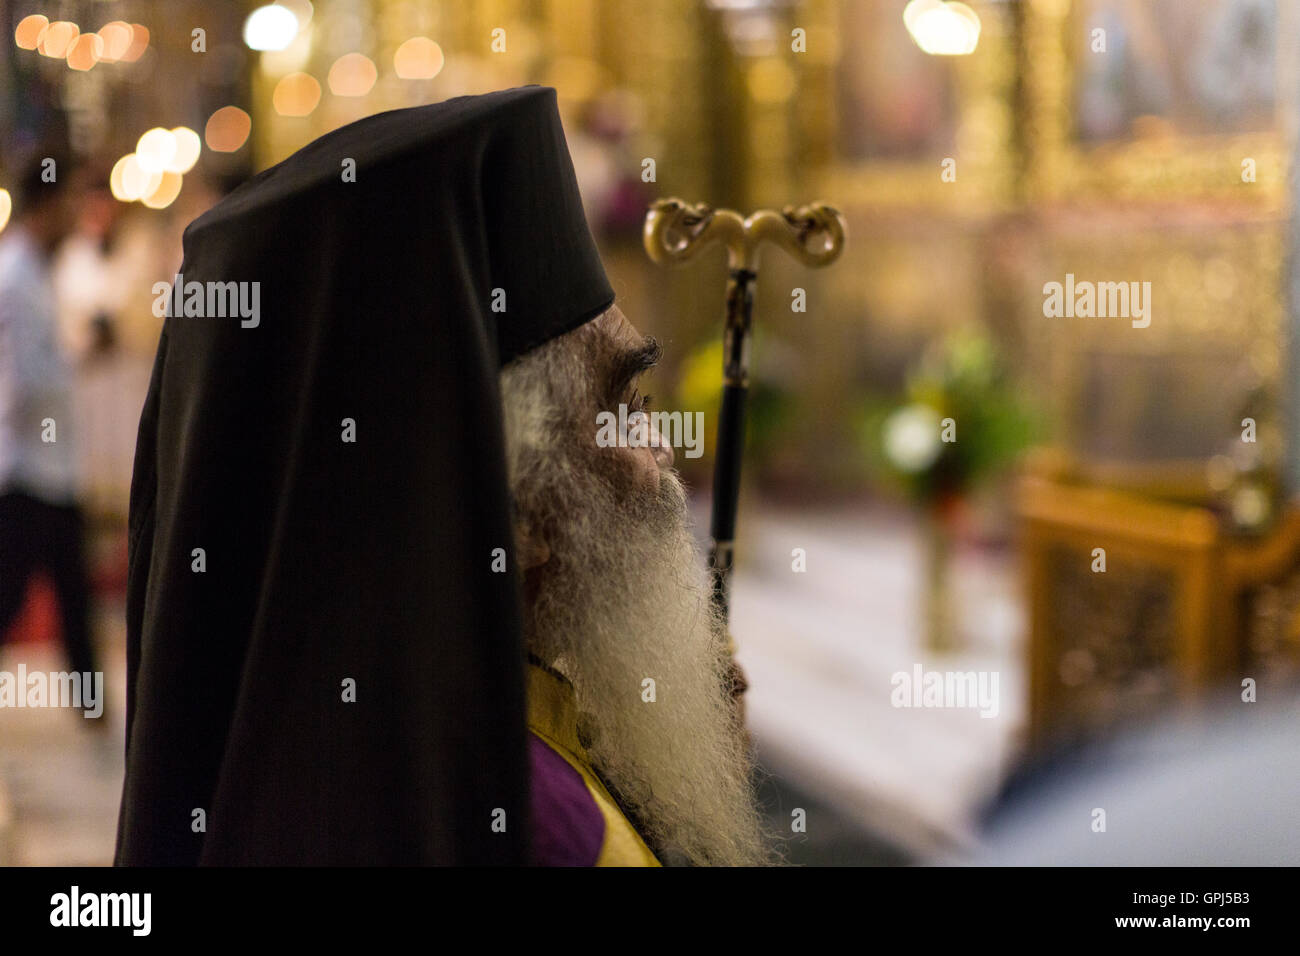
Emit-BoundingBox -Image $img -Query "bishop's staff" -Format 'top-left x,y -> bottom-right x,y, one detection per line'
643,199 -> 847,628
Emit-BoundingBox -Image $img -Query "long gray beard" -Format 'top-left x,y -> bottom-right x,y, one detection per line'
525,462 -> 772,865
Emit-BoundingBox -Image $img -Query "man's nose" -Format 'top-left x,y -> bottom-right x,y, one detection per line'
649,421 -> 674,469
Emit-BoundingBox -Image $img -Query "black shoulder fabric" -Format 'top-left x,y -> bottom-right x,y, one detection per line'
115,86 -> 613,865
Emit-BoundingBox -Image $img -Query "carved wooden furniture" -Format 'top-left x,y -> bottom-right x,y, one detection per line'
1020,465 -> 1300,745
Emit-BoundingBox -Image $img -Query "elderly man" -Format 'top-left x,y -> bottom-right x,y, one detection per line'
116,86 -> 770,866
500,303 -> 768,865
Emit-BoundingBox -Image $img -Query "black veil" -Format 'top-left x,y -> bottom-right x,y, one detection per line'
116,86 -> 614,865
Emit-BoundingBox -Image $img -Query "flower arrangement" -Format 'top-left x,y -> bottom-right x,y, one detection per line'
864,328 -> 1039,650
870,328 -> 1039,511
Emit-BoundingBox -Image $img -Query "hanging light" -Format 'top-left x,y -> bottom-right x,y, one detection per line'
244,4 -> 299,52
903,0 -> 981,56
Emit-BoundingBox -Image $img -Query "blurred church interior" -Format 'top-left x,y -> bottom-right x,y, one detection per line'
2,0 -> 1298,865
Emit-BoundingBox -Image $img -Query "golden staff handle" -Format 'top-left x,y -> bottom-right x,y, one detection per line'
643,198 -> 846,272
642,196 -> 848,648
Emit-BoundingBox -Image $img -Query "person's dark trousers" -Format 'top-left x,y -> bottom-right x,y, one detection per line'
0,489 -> 98,678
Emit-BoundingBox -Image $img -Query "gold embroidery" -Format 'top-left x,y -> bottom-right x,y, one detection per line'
525,663 -> 661,867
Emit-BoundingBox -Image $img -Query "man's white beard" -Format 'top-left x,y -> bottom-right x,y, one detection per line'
500,326 -> 772,865
524,458 -> 772,866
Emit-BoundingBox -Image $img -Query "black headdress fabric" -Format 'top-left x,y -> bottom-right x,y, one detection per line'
116,86 -> 614,865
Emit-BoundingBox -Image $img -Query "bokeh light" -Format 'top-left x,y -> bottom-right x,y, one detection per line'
110,154 -> 162,202
327,53 -> 377,96
166,127 -> 202,174
39,21 -> 79,59
277,0 -> 314,28
394,38 -> 444,80
0,189 -> 11,233
97,21 -> 134,63
205,106 -> 252,152
903,0 -> 981,56
244,4 -> 299,52
66,32 -> 104,71
135,128 -> 178,173
14,14 -> 49,51
108,156 -> 132,201
120,24 -> 149,63
141,171 -> 184,209
273,72 -> 322,116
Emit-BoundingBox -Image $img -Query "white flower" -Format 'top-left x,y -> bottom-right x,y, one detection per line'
883,404 -> 943,474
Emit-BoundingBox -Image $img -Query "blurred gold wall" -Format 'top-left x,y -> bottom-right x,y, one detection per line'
248,0 -> 1293,498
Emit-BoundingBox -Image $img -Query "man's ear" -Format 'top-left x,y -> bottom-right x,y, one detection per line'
515,519 -> 551,571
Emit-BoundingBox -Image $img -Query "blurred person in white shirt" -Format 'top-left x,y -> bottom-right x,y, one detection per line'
0,151 -> 101,699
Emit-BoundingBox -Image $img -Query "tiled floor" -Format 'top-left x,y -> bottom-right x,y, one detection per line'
0,602 -> 127,866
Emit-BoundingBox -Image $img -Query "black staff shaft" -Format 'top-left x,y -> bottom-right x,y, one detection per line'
709,267 -> 756,622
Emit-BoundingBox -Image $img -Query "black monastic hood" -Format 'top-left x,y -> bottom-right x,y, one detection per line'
116,85 -> 614,864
